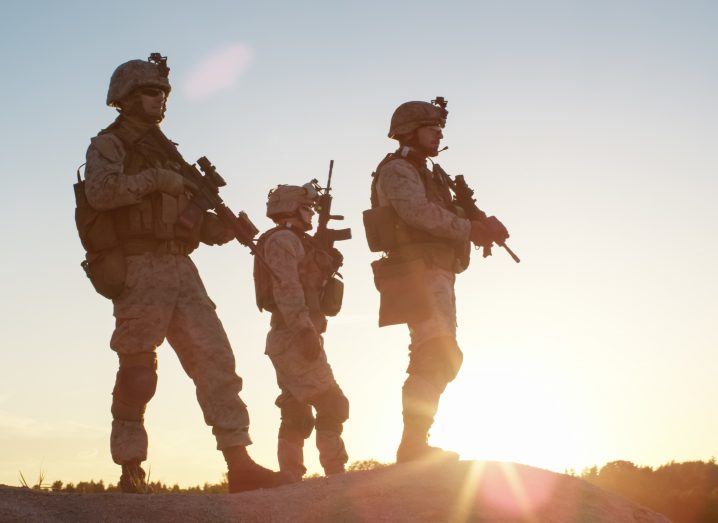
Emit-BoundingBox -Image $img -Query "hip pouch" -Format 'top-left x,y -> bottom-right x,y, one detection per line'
75,177 -> 126,299
371,257 -> 433,327
81,246 -> 126,299
320,276 -> 344,317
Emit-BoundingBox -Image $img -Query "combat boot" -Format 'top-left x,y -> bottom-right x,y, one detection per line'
119,460 -> 147,493
323,463 -> 346,476
396,428 -> 459,464
277,438 -> 307,483
224,445 -> 289,493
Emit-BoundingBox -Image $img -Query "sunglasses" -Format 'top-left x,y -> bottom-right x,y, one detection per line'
137,87 -> 165,98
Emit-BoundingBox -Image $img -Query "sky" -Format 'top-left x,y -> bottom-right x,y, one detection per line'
0,0 -> 716,487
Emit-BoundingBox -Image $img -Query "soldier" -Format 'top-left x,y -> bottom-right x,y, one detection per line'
253,184 -> 349,482
364,99 -> 509,463
81,54 -> 284,492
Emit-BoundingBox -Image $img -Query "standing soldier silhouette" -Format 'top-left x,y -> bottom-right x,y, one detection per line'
77,53 -> 285,492
364,98 -> 510,462
254,183 -> 350,481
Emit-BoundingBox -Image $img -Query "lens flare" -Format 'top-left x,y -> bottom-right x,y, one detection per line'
184,43 -> 254,101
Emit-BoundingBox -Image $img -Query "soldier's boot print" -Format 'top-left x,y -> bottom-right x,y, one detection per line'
119,460 -> 148,493
224,445 -> 290,493
277,438 -> 306,483
316,429 -> 348,476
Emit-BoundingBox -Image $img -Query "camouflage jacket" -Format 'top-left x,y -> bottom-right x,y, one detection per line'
84,116 -> 228,250
255,226 -> 334,333
374,149 -> 471,242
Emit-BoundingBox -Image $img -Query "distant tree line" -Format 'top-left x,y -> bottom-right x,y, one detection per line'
574,459 -> 718,523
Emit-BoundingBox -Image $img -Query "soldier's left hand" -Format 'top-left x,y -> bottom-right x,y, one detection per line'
217,227 -> 236,245
297,327 -> 322,361
329,247 -> 344,270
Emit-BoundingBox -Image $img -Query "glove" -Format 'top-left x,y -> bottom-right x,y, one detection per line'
485,216 -> 509,244
328,247 -> 344,270
296,327 -> 322,361
199,213 -> 236,245
217,227 -> 236,245
154,169 -> 198,196
469,221 -> 492,247
470,217 -> 509,246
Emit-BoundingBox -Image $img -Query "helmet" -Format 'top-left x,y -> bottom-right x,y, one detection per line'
266,183 -> 318,219
388,100 -> 447,139
106,57 -> 171,107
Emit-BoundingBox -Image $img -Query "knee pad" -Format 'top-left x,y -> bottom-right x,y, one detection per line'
277,396 -> 315,441
313,386 -> 349,433
407,336 -> 463,388
112,354 -> 158,421
113,366 -> 158,406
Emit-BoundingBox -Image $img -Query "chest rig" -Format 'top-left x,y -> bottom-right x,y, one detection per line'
100,118 -> 203,253
365,148 -> 468,272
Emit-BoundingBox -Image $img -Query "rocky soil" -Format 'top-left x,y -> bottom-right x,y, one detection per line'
0,460 -> 671,522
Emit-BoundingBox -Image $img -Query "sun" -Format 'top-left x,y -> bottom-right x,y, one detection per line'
429,364 -> 590,474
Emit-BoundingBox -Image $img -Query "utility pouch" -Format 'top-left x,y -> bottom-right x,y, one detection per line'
362,206 -> 398,253
81,246 -> 126,299
74,179 -> 119,252
74,172 -> 125,299
320,276 -> 344,317
371,257 -> 433,327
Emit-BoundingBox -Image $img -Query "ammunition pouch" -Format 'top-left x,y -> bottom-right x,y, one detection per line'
320,276 -> 344,317
371,256 -> 434,327
363,205 -> 469,273
363,206 -> 399,252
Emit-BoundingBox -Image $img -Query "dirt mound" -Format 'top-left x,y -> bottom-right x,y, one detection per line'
0,460 -> 670,522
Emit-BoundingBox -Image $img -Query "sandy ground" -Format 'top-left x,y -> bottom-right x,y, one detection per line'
0,460 -> 671,522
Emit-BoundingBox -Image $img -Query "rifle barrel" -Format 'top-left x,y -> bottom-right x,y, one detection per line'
499,242 -> 521,263
327,159 -> 334,189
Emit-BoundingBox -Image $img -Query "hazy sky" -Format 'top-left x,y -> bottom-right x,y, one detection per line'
1,1 -> 716,487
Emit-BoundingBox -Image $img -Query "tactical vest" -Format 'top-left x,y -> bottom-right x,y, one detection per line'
365,149 -> 469,272
254,226 -> 339,331
99,118 -> 203,253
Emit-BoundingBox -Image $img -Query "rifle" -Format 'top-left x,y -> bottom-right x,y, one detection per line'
147,128 -> 277,274
434,163 -> 520,263
311,160 -> 352,263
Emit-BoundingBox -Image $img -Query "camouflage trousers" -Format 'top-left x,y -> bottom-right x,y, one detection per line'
407,267 -> 457,347
265,327 -> 338,404
266,326 -> 348,475
403,267 -> 461,430
109,253 -> 251,465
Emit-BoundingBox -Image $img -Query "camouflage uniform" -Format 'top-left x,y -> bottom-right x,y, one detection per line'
374,153 -> 469,446
255,204 -> 349,480
363,99 -> 477,462
84,119 -> 251,465
80,54 -> 283,494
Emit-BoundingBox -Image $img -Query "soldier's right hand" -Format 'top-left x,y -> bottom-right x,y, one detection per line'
485,216 -> 509,243
296,327 -> 322,361
469,220 -> 492,247
470,217 -> 509,247
154,169 -> 199,196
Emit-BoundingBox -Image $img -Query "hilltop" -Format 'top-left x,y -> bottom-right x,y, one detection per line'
0,460 -> 670,522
